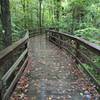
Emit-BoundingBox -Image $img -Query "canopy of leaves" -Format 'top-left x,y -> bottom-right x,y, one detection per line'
0,0 -> 100,49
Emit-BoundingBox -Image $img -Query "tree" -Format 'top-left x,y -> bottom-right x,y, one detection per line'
21,0 -> 26,28
39,0 -> 43,33
54,0 -> 61,30
0,0 -> 12,48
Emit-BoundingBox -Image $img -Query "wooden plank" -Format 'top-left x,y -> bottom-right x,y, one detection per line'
0,81 -> 3,90
2,58 -> 28,100
49,35 -> 76,49
0,32 -> 29,61
0,81 -> 3,99
2,49 -> 28,84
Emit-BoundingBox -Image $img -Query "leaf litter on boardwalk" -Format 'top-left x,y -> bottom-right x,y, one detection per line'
10,47 -> 100,100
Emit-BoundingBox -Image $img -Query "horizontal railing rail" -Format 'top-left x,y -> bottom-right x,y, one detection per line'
46,29 -> 100,92
0,32 -> 29,100
29,27 -> 46,38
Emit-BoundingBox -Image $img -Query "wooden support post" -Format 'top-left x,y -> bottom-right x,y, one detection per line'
60,35 -> 63,49
50,32 -> 53,41
0,81 -> 2,100
57,34 -> 61,48
75,41 -> 80,64
0,93 -> 1,100
25,32 -> 29,58
45,30 -> 48,40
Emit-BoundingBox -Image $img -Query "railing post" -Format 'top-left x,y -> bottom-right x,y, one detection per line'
58,34 -> 61,48
25,31 -> 29,57
49,31 -> 53,41
45,30 -> 49,40
75,41 -> 80,64
0,81 -> 2,100
0,93 -> 1,100
60,35 -> 63,49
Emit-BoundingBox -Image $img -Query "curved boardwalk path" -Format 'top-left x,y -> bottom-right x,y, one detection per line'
11,35 -> 98,100
27,35 -> 85,100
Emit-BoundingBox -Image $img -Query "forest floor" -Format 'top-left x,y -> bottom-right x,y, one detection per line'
11,35 -> 99,100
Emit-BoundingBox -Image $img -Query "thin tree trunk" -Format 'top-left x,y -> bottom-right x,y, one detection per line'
39,0 -> 42,33
26,0 -> 29,29
37,8 -> 39,28
42,5 -> 44,28
0,0 -> 13,82
0,0 -> 12,48
51,0 -> 54,26
21,0 -> 26,28
54,0 -> 61,31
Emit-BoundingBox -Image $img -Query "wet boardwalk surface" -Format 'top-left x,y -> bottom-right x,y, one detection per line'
11,35 -> 98,100
27,35 -> 82,100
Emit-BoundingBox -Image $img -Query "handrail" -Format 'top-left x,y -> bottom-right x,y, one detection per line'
47,30 -> 100,55
29,27 -> 46,38
46,29 -> 100,92
0,32 -> 29,100
0,32 -> 29,61
2,49 -> 28,83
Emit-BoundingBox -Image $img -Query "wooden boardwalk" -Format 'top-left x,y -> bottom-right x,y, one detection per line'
11,35 -> 98,100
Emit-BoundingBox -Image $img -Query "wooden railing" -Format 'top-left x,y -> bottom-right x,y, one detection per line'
0,32 -> 29,100
29,27 -> 46,37
46,30 -> 100,92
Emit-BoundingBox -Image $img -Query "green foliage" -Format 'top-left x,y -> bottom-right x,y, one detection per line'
58,0 -> 100,45
0,0 -> 99,88
0,0 -> 100,48
75,28 -> 100,44
9,0 -> 40,41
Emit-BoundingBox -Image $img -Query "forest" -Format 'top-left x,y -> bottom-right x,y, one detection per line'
0,0 -> 100,100
0,0 -> 100,50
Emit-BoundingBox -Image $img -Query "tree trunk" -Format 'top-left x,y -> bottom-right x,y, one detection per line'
21,0 -> 26,28
0,0 -> 12,48
54,0 -> 61,31
39,0 -> 42,33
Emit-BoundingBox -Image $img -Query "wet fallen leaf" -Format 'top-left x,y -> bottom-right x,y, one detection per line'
19,93 -> 25,99
48,96 -> 52,100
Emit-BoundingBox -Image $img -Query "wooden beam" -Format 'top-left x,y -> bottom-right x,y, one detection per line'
0,33 -> 29,61
2,58 -> 28,100
2,49 -> 28,84
47,30 -> 100,55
